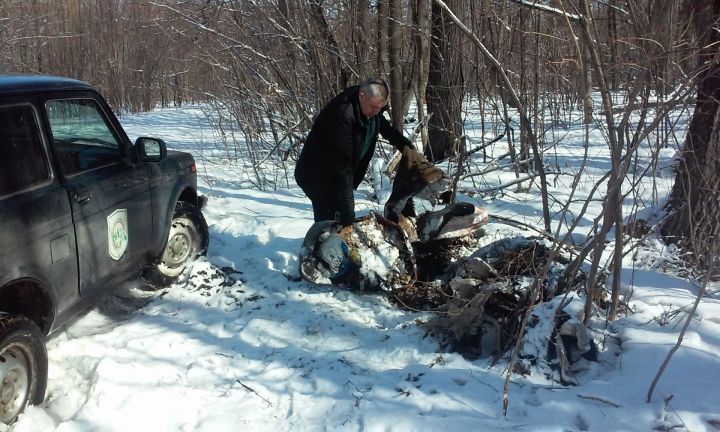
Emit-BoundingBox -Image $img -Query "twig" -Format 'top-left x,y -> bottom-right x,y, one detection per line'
475,173 -> 554,194
577,393 -> 622,408
410,111 -> 434,143
450,136 -> 468,203
461,157 -> 532,179
508,0 -> 582,21
465,132 -> 506,156
646,261 -> 715,402
237,380 -> 273,407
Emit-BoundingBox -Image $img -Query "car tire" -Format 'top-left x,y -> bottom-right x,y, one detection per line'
0,313 -> 47,424
142,202 -> 209,287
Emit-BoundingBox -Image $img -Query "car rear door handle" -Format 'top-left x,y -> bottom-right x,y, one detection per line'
74,190 -> 92,204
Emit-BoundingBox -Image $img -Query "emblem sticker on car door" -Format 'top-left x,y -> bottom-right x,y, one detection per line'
107,209 -> 129,260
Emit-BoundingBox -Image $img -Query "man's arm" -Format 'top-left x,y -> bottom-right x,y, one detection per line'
328,113 -> 356,226
378,115 -> 412,151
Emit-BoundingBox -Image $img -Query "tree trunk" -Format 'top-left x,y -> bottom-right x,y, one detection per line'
306,1 -> 350,105
426,0 -> 463,162
388,0 -> 404,129
414,0 -> 432,151
661,61 -> 720,266
351,0 -> 371,80
607,0 -> 617,91
377,0 -> 390,75
661,1 -> 720,270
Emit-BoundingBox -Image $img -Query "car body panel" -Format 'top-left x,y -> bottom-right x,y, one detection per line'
0,74 -> 203,335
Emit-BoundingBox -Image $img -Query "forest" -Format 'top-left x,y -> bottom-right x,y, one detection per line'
3,0 -> 719,379
4,2 -> 720,429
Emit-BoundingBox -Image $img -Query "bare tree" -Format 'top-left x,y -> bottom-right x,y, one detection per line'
425,0 -> 464,162
4,0 -> 714,297
388,0 -> 404,129
661,1 -> 720,271
413,0 -> 432,151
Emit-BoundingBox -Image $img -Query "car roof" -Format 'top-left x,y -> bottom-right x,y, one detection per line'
0,74 -> 93,95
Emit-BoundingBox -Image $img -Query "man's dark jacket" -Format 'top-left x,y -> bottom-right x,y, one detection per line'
295,85 -> 411,225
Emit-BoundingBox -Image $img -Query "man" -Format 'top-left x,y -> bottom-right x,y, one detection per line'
295,78 -> 413,229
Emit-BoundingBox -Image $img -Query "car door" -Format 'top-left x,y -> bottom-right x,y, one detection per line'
43,94 -> 153,293
0,99 -> 79,312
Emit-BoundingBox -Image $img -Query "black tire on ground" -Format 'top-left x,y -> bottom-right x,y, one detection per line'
141,201 -> 209,287
0,312 -> 47,424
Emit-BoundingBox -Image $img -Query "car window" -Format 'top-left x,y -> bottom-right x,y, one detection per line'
46,98 -> 122,175
0,104 -> 51,197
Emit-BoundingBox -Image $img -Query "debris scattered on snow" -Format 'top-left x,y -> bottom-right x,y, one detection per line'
296,147 -> 601,381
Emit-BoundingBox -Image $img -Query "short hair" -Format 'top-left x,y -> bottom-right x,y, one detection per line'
360,78 -> 389,100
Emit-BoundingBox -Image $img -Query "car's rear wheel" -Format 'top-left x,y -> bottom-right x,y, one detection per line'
0,313 -> 47,424
142,202 -> 209,287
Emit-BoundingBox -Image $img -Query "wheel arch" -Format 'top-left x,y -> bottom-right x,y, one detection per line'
164,185 -> 201,240
177,186 -> 199,207
0,279 -> 55,335
141,193 -> 209,287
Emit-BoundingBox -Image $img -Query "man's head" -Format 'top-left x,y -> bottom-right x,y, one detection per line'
358,78 -> 389,118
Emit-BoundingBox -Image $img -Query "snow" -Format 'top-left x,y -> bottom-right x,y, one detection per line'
10,103 -> 720,431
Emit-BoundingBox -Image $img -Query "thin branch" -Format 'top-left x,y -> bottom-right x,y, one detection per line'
475,173 -> 550,194
466,133 -> 506,156
577,393 -> 622,408
646,260 -> 716,402
508,0 -> 582,21
237,380 -> 274,407
433,0 -> 552,233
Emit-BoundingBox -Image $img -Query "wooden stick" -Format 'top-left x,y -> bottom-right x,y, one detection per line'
577,393 -> 622,408
237,380 -> 273,406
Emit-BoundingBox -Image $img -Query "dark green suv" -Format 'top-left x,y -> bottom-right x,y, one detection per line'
0,75 -> 209,423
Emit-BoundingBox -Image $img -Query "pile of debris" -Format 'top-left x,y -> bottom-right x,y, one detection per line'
297,147 -> 597,383
420,237 -> 554,358
298,213 -> 415,291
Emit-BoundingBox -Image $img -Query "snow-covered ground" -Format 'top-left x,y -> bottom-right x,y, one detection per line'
11,105 -> 720,431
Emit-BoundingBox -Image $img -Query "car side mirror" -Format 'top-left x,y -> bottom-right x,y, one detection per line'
135,137 -> 167,162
